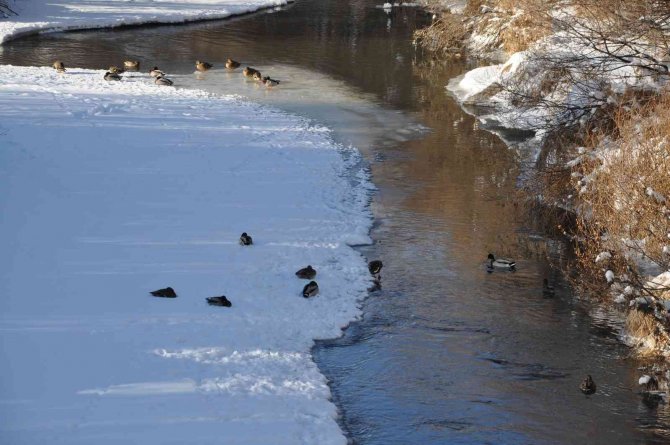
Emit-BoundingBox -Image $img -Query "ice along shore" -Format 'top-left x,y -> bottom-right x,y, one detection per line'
0,60 -> 373,444
0,0 -> 292,44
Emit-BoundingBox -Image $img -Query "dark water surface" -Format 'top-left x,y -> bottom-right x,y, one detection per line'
2,1 -> 670,443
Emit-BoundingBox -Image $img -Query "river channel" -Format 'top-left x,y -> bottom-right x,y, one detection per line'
2,0 -> 669,443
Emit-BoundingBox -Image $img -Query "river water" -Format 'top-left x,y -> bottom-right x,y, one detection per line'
2,1 -> 669,443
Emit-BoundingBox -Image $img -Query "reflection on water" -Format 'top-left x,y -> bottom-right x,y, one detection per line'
2,0 -> 670,443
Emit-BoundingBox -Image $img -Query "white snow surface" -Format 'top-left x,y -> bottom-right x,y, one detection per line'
0,65 -> 374,444
0,0 -> 290,44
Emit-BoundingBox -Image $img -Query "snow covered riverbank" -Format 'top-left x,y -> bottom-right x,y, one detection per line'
0,0 -> 291,44
0,65 -> 373,444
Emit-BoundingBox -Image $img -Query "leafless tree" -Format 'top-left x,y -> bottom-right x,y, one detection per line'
501,0 -> 670,129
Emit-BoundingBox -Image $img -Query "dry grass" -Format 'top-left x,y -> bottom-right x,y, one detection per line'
577,92 -> 670,281
413,11 -> 469,55
415,0 -> 553,56
496,0 -> 555,53
625,309 -> 670,357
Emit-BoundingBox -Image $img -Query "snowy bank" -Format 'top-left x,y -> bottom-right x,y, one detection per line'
0,65 -> 373,444
0,0 -> 291,44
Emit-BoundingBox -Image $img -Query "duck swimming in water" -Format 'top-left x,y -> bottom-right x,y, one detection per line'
52,60 -> 66,73
154,76 -> 173,86
295,265 -> 317,280
368,260 -> 383,275
262,76 -> 280,87
580,375 -> 596,395
104,71 -> 122,81
239,232 -> 253,246
226,58 -> 241,69
252,71 -> 263,82
206,295 -> 232,307
487,253 -> 516,270
149,66 -> 165,77
542,278 -> 555,297
150,287 -> 177,298
195,60 -> 213,72
124,60 -> 140,70
243,67 -> 260,78
302,281 -> 319,298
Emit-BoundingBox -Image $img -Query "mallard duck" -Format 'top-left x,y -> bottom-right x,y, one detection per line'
149,66 -> 165,77
124,60 -> 140,70
639,374 -> 659,392
226,58 -> 241,69
52,60 -> 66,72
195,60 -> 213,72
580,375 -> 596,395
239,232 -> 253,246
302,281 -> 319,298
243,66 -> 260,78
542,278 -> 555,297
487,253 -> 516,270
262,76 -> 280,87
154,76 -> 173,86
368,260 -> 383,275
104,71 -> 122,81
296,265 -> 317,280
252,71 -> 263,82
150,287 -> 177,298
206,295 -> 232,307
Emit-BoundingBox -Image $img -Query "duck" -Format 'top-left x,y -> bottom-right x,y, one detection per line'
295,265 -> 317,280
150,287 -> 177,298
154,76 -> 174,86
302,281 -> 319,298
542,278 -> 555,297
226,58 -> 241,69
252,71 -> 263,82
580,375 -> 596,395
108,66 -> 124,74
243,66 -> 260,78
195,60 -> 213,72
487,253 -> 516,270
368,260 -> 383,275
206,295 -> 232,307
639,374 -> 660,392
124,60 -> 140,70
262,76 -> 280,87
239,232 -> 253,246
52,60 -> 66,72
104,71 -> 122,81
149,66 -> 165,77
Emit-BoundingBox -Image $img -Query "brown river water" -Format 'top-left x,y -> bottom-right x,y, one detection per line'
1,0 -> 669,443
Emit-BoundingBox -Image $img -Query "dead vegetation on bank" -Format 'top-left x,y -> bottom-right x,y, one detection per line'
416,0 -> 670,358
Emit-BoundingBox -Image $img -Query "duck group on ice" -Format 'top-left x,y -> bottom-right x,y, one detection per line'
147,232 -> 382,307
53,56 -> 281,89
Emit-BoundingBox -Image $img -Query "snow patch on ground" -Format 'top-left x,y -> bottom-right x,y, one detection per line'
0,65 -> 373,444
0,0 -> 291,44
